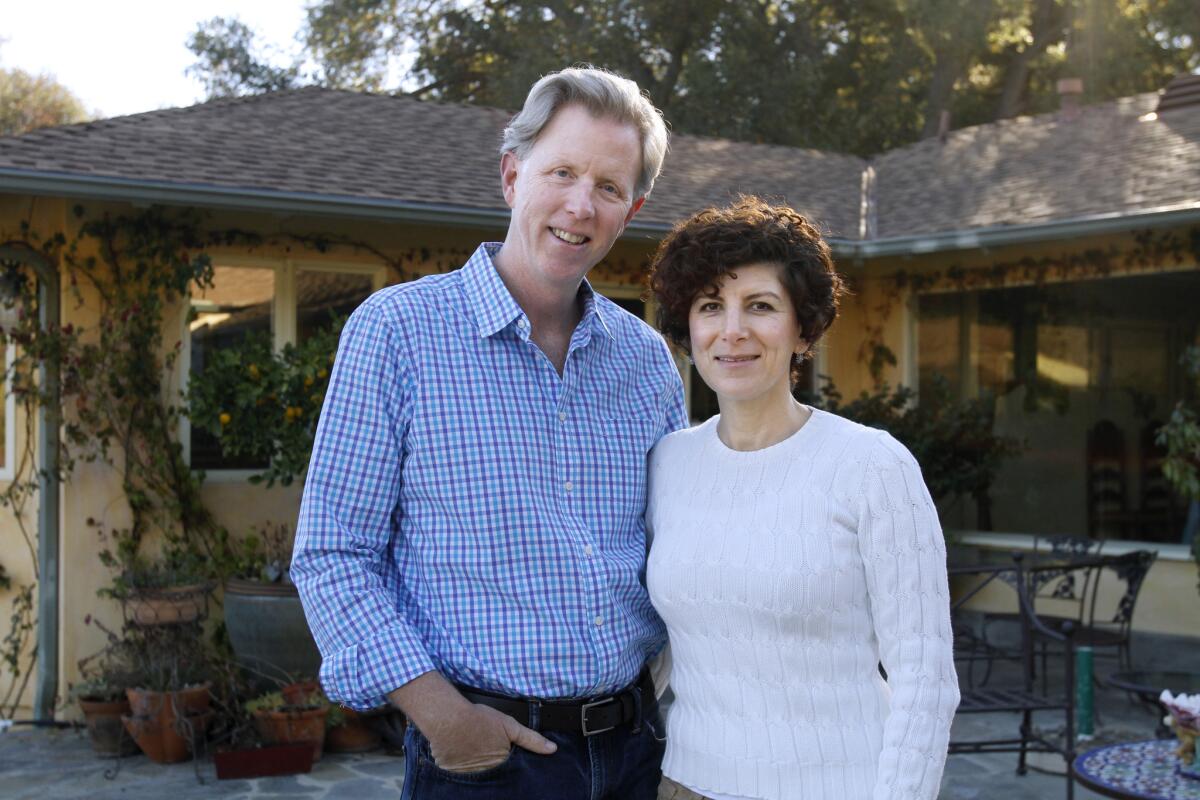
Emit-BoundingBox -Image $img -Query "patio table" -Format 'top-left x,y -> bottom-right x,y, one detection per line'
1073,739 -> 1200,800
1107,671 -> 1200,737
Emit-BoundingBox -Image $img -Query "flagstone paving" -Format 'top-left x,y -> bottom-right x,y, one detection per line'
3,631 -> 1194,799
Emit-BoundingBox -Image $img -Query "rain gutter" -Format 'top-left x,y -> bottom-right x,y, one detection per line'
4,169 -> 1200,258
0,244 -> 60,722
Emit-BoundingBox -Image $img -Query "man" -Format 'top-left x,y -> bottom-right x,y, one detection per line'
292,66 -> 687,799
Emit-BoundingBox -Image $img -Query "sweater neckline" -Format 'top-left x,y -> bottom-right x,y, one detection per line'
705,405 -> 823,456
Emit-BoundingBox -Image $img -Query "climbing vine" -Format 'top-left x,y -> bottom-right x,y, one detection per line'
0,204 -> 414,715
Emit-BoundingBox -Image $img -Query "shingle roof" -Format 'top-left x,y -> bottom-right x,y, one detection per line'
2,85 -> 1198,244
0,87 -> 864,236
872,92 -> 1200,238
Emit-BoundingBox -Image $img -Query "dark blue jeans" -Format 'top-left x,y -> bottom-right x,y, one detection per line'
400,706 -> 667,800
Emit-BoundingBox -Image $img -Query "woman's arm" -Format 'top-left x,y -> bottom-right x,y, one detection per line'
856,432 -> 961,800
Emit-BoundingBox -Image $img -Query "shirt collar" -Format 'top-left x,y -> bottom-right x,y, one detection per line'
462,243 -> 617,343
462,243 -> 526,338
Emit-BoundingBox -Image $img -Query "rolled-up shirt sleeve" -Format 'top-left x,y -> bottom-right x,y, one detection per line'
292,300 -> 434,711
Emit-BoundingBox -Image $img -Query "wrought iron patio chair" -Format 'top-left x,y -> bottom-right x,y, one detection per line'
1072,549 -> 1158,672
979,536 -> 1104,690
950,554 -> 1078,799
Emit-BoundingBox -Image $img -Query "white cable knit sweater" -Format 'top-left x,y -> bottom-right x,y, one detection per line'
646,410 -> 960,800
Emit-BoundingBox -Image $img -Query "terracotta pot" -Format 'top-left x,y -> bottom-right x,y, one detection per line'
126,683 -> 211,721
326,708 -> 382,754
122,684 -> 212,764
281,680 -> 321,706
253,706 -> 328,761
127,583 -> 208,626
122,710 -> 212,764
78,697 -> 139,757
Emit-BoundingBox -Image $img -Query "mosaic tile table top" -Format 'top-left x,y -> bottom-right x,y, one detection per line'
1074,739 -> 1200,800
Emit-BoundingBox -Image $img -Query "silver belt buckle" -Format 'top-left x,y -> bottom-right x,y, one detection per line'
580,697 -> 618,736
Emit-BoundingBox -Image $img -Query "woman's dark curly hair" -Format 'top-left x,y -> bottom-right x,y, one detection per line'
649,195 -> 846,379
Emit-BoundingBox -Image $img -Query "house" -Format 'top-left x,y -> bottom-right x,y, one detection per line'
1,75 -> 1197,715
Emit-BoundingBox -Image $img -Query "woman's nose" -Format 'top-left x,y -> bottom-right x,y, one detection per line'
721,309 -> 747,339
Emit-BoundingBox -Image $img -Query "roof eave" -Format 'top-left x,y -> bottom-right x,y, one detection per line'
4,169 -> 1198,257
0,169 -> 516,230
843,202 -> 1200,258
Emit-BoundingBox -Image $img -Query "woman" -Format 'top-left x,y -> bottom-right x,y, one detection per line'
646,197 -> 959,800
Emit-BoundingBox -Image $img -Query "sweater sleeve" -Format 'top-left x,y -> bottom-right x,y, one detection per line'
856,433 -> 960,800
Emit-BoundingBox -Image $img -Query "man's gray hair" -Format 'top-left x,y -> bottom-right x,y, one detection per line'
501,66 -> 670,200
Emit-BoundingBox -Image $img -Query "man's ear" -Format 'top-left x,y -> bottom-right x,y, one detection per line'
623,196 -> 645,226
500,151 -> 520,208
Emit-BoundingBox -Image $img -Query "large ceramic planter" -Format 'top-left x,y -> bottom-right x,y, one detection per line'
253,706 -> 328,761
122,684 -> 212,764
78,697 -> 140,757
126,583 -> 209,626
224,578 -> 321,682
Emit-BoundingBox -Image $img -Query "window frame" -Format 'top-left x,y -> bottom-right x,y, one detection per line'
181,256 -> 385,480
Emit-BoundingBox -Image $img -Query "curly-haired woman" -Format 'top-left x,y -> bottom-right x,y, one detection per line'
646,197 -> 959,800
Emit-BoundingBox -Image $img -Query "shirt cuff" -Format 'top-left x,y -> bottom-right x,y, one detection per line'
318,622 -> 438,712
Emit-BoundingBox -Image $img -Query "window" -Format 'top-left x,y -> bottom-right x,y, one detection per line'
184,260 -> 382,474
189,266 -> 275,470
917,271 -> 1200,543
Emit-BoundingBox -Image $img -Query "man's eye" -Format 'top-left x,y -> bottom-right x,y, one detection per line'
553,168 -> 570,178
601,183 -> 619,194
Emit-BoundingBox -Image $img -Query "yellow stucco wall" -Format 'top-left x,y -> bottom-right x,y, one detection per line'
954,549 -> 1199,638
0,192 -> 1196,719
0,194 -> 666,715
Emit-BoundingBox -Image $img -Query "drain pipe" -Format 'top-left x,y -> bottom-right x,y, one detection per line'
0,244 -> 60,721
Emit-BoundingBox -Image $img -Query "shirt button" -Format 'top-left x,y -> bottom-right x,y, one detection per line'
564,480 -> 574,492
594,615 -> 604,627
584,544 -> 593,556
558,411 -> 567,422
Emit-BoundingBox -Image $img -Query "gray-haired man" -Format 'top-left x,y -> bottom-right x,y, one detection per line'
293,66 -> 687,799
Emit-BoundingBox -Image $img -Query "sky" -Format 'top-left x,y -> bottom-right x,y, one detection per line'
1,0 -> 310,119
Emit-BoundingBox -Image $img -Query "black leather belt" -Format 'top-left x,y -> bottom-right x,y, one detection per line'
456,670 -> 656,737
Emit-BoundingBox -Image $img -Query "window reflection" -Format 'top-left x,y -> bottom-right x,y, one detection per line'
297,270 -> 374,344
190,266 -> 275,470
917,271 -> 1199,544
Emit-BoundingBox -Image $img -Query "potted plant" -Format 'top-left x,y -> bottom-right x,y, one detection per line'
118,624 -> 216,764
222,522 -> 321,686
95,523 -> 212,627
246,689 -> 328,761
282,680 -> 381,754
71,630 -> 141,758
1158,345 -> 1200,591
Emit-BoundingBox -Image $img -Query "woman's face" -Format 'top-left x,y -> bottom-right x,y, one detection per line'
687,261 -> 808,408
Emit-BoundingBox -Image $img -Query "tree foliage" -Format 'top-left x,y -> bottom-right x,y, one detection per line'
188,0 -> 1200,155
0,66 -> 88,137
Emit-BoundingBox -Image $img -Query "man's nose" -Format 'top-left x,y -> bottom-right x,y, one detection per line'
564,182 -> 595,219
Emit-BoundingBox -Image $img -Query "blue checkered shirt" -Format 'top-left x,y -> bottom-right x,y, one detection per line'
293,243 -> 688,710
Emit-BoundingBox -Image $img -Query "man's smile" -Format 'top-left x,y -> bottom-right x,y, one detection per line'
550,227 -> 590,245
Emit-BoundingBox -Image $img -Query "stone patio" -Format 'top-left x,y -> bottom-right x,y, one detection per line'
2,630 -> 1194,799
